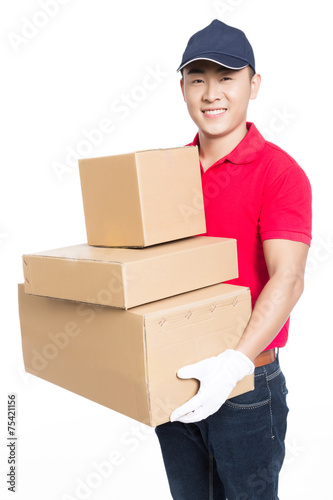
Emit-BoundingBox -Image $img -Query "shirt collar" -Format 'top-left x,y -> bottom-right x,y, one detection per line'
187,122 -> 266,168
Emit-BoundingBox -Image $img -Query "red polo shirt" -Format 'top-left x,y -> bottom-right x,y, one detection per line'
188,122 -> 312,349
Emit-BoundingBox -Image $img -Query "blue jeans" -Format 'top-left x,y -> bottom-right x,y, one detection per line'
155,355 -> 289,500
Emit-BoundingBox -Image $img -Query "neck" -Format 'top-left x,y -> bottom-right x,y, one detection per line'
198,122 -> 248,172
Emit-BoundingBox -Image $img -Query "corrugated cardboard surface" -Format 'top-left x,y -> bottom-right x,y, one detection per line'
78,146 -> 206,247
18,284 -> 150,424
132,283 -> 253,425
79,152 -> 145,246
18,283 -> 253,427
22,236 -> 238,308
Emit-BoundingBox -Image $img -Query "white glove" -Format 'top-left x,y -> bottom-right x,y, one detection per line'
170,349 -> 254,424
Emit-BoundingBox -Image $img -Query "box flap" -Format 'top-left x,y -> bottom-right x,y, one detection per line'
135,147 -> 206,246
79,154 -> 145,246
125,236 -> 238,307
22,237 -> 238,309
23,255 -> 127,308
141,284 -> 253,426
131,283 -> 249,317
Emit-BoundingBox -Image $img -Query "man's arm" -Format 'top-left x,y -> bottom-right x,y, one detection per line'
235,238 -> 309,362
170,238 -> 309,423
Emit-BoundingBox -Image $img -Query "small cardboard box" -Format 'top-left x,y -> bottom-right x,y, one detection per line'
78,146 -> 206,247
18,283 -> 253,427
22,236 -> 238,309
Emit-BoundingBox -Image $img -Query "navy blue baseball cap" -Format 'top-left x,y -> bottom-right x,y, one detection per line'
177,19 -> 255,73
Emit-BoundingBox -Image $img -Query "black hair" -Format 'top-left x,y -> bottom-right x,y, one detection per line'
248,65 -> 256,80
180,65 -> 256,80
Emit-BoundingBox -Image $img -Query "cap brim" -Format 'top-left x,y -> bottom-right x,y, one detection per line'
177,56 -> 250,73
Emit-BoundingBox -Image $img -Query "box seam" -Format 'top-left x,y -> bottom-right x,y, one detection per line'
130,287 -> 251,318
142,316 -> 152,424
24,254 -> 126,264
78,146 -> 198,163
137,145 -> 198,155
134,153 -> 147,246
122,263 -> 128,309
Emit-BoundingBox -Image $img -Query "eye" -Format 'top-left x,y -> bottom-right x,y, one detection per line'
192,79 -> 204,84
221,77 -> 231,81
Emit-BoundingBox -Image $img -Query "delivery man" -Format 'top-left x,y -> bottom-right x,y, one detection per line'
155,20 -> 312,499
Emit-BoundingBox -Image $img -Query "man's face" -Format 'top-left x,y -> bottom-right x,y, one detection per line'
180,60 -> 260,140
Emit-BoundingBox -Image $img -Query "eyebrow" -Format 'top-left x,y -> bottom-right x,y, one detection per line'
186,66 -> 232,75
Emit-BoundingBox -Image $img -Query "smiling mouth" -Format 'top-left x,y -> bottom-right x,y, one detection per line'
202,108 -> 227,116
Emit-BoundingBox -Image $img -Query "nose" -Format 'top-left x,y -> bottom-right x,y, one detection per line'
203,80 -> 224,102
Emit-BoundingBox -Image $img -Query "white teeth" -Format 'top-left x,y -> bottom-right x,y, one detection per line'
203,109 -> 226,115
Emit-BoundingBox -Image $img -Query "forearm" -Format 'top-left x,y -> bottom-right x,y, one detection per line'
235,272 -> 304,362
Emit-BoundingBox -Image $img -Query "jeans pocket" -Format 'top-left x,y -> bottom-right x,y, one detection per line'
280,372 -> 288,395
225,373 -> 271,410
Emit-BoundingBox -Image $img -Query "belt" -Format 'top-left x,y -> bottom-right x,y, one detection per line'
254,348 -> 276,368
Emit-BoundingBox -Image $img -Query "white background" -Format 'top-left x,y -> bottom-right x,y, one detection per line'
1,1 -> 332,499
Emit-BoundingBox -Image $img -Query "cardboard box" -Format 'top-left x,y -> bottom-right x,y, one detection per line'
22,236 -> 238,309
18,283 -> 253,427
78,146 -> 206,247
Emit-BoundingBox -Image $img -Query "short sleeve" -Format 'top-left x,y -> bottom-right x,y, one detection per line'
259,162 -> 312,245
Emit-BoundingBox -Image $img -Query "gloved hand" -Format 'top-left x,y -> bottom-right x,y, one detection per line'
170,349 -> 254,424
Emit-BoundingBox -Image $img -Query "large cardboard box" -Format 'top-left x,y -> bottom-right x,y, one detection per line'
18,283 -> 253,427
78,146 -> 206,247
22,236 -> 238,309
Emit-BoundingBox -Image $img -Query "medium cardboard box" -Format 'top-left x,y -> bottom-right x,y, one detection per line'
78,146 -> 206,247
22,236 -> 238,309
18,283 -> 253,427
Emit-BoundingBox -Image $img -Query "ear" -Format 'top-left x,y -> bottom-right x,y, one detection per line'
250,73 -> 261,100
180,78 -> 186,102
